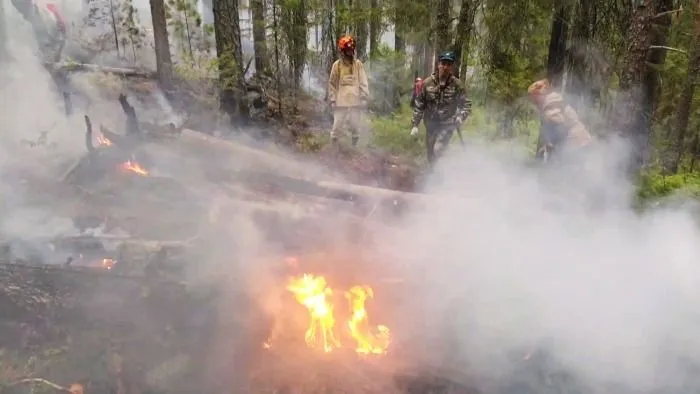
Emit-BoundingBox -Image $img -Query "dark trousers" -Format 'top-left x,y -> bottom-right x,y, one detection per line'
425,123 -> 455,164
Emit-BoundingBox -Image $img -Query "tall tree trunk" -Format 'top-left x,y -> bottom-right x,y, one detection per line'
422,42 -> 434,75
435,0 -> 451,57
567,0 -> 598,109
324,0 -> 336,73
251,0 -> 269,74
290,0 -> 307,91
452,0 -> 480,80
644,0 -> 673,122
335,0 -> 348,38
392,0 -> 406,109
670,3 -> 700,173
369,0 -> 380,59
212,0 -> 249,125
546,4 -> 570,88
394,0 -> 405,54
353,0 -> 368,58
149,0 -> 174,90
614,0 -> 665,171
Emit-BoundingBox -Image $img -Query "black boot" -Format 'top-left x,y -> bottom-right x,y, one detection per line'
351,136 -> 359,147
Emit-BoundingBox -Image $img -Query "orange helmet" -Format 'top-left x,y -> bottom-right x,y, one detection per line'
338,35 -> 356,51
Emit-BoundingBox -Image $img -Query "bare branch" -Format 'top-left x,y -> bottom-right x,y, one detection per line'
649,45 -> 688,55
653,7 -> 683,19
4,378 -> 72,392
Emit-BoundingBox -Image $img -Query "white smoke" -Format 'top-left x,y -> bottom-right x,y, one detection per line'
378,135 -> 700,392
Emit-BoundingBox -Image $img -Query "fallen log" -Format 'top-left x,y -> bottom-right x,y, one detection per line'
45,62 -> 157,78
169,129 -> 342,182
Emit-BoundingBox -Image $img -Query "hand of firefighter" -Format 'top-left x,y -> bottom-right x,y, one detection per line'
410,126 -> 419,138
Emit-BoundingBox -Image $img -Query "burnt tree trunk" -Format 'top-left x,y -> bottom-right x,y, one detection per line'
369,0 -> 380,59
452,0 -> 480,80
670,4 -> 700,173
546,4 -> 570,88
149,0 -> 174,90
614,0 -> 665,172
212,0 -> 250,125
251,0 -> 269,74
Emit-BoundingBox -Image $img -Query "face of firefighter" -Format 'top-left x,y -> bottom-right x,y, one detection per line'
341,48 -> 354,58
438,61 -> 454,79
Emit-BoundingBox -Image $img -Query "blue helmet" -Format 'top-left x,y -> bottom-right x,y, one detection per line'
438,51 -> 457,63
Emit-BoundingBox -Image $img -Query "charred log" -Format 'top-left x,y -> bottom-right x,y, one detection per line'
118,94 -> 141,136
84,115 -> 95,153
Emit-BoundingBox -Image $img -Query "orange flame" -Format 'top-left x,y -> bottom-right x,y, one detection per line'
286,274 -> 341,353
275,273 -> 391,355
120,160 -> 148,176
346,286 -> 391,355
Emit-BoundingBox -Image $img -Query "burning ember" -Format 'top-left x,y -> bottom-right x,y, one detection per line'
97,134 -> 112,146
102,258 -> 116,270
269,273 -> 391,356
120,160 -> 149,176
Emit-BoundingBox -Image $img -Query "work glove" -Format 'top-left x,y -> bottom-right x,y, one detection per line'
410,126 -> 419,138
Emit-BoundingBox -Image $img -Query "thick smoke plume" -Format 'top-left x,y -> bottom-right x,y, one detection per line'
379,134 -> 700,392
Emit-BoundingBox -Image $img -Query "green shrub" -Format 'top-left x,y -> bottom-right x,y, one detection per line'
637,172 -> 700,202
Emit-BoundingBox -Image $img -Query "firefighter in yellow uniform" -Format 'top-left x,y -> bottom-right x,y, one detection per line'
327,35 -> 370,148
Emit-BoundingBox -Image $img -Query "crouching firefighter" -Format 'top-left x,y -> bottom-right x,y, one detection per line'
527,79 -> 592,163
327,35 -> 370,148
410,51 -> 471,165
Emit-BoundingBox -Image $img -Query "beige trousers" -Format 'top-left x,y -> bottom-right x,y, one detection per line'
330,107 -> 367,145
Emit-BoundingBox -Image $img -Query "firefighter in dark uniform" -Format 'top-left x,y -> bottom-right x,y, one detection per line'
410,51 -> 471,164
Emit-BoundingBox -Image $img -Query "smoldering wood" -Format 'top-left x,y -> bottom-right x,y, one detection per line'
119,93 -> 141,135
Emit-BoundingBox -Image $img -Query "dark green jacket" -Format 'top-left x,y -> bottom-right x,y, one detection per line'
411,73 -> 471,127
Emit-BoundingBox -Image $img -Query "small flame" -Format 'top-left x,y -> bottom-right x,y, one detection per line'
346,286 -> 391,355
97,134 -> 112,146
273,272 -> 391,356
286,274 -> 341,353
120,160 -> 148,176
102,258 -> 116,270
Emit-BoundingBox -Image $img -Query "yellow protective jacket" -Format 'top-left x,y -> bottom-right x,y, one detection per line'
328,58 -> 370,108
